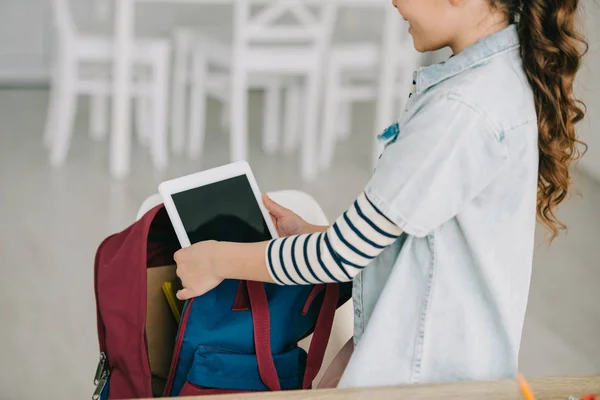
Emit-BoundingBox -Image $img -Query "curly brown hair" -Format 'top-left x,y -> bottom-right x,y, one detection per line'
492,0 -> 588,239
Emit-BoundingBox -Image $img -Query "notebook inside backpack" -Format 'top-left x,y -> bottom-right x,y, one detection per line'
146,264 -> 180,397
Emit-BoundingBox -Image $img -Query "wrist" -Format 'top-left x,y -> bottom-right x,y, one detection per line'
211,241 -> 227,280
306,224 -> 329,234
210,241 -> 273,283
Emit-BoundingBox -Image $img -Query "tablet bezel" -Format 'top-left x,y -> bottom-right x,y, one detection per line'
158,161 -> 279,248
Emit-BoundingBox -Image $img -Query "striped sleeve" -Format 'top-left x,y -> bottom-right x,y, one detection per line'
266,192 -> 403,285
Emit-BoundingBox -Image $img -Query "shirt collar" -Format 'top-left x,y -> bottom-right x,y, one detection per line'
416,24 -> 520,92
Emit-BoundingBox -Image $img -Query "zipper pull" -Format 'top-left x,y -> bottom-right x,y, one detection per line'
94,352 -> 107,385
92,374 -> 108,400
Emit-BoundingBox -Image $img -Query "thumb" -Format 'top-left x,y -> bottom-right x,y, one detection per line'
176,288 -> 195,301
262,193 -> 291,219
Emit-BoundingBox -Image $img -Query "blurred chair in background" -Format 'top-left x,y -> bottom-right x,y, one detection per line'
319,10 -> 422,171
45,0 -> 171,177
169,1 -> 339,181
75,0 -> 415,181
170,27 -> 297,161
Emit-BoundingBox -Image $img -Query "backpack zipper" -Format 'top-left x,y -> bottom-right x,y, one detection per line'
93,352 -> 108,385
92,352 -> 110,400
93,238 -> 112,400
196,346 -> 245,355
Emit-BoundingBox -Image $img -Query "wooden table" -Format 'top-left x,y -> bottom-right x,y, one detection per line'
153,376 -> 600,400
110,0 -> 394,178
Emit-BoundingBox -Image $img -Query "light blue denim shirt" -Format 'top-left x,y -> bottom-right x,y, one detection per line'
338,25 -> 539,387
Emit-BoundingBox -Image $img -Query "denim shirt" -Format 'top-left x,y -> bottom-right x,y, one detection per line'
338,25 -> 539,387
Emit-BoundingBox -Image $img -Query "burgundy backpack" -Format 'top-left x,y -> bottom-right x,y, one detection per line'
93,204 -> 351,399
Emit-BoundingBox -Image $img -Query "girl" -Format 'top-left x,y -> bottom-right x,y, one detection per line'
173,0 -> 588,388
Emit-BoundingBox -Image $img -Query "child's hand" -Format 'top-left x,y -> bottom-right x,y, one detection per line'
262,193 -> 325,237
174,241 -> 224,300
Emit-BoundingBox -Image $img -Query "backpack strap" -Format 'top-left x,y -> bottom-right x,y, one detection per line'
302,283 -> 339,389
246,281 -> 341,391
246,281 -> 282,391
232,281 -> 250,311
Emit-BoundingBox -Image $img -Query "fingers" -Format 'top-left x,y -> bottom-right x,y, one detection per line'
173,244 -> 198,264
174,246 -> 192,264
176,288 -> 195,301
174,250 -> 190,300
262,193 -> 291,218
268,212 -> 279,230
174,249 -> 183,264
173,242 -> 220,301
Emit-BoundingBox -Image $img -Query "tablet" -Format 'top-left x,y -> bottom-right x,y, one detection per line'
158,161 -> 278,248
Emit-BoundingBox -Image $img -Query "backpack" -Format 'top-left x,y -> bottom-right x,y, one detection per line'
93,204 -> 351,399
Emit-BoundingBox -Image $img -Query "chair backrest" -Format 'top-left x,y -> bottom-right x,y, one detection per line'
233,0 -> 338,50
136,194 -> 163,221
267,190 -> 329,226
51,0 -> 77,41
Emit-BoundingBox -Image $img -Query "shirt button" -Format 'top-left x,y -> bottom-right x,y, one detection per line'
355,309 -> 362,318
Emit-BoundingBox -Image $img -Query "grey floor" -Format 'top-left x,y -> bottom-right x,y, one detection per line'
0,89 -> 598,399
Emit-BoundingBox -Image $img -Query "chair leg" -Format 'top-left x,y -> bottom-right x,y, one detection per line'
319,62 -> 341,171
134,94 -> 151,147
90,94 -> 108,141
262,78 -> 281,155
150,54 -> 170,171
49,60 -> 78,167
43,57 -> 64,148
301,69 -> 321,182
220,100 -> 230,131
171,31 -> 191,155
283,81 -> 301,154
43,91 -> 60,150
188,51 -> 208,160
230,66 -> 248,162
336,101 -> 351,141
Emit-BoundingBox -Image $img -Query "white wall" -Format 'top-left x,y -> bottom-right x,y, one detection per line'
576,0 -> 600,181
0,0 -> 233,83
0,0 -> 52,83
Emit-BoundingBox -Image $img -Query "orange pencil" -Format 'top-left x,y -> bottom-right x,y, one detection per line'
517,373 -> 536,400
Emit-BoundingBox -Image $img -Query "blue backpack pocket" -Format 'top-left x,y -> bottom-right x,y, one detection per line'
186,346 -> 307,391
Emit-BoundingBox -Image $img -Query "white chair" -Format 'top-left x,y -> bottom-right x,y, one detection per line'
170,28 -> 299,160
319,14 -> 422,171
136,193 -> 164,221
171,2 -> 338,182
44,0 -> 171,175
135,189 -> 353,387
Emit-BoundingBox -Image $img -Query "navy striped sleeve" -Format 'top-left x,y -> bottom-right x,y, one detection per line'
266,192 -> 402,284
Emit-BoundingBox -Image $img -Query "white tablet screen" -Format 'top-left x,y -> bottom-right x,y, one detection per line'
171,175 -> 272,244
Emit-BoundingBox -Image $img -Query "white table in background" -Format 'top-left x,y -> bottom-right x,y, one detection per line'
110,0 -> 397,178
